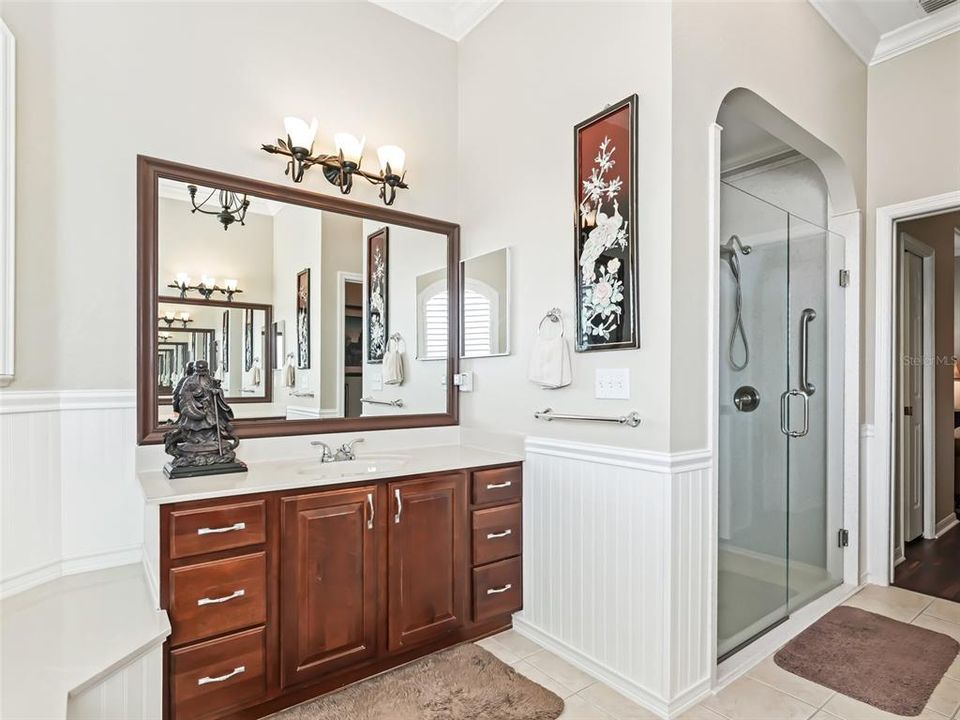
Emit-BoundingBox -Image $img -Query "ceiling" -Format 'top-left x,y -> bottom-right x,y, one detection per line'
366,0 -> 959,62
810,0 -> 960,65
368,0 -> 502,41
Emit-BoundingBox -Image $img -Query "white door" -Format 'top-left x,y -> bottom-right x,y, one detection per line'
900,244 -> 925,543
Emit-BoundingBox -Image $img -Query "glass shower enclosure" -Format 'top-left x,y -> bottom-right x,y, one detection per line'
717,182 -> 846,660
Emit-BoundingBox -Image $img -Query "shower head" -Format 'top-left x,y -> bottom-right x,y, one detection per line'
721,234 -> 752,257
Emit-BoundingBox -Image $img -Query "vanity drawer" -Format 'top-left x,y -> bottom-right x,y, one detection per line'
170,500 -> 266,560
170,626 -> 266,720
472,503 -> 522,566
473,556 -> 522,623
169,553 -> 267,647
471,465 -> 522,506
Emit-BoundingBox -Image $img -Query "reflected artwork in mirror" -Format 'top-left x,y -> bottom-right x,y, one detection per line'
461,248 -> 510,358
138,156 -> 459,444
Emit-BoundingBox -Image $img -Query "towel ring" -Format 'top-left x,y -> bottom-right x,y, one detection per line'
538,308 -> 564,337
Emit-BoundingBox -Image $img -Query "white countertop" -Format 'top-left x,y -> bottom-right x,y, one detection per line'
139,444 -> 524,504
0,564 -> 170,720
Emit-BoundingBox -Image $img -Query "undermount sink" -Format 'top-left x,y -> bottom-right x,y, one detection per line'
296,454 -> 409,478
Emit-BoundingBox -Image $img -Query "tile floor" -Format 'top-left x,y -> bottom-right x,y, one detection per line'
475,585 -> 960,720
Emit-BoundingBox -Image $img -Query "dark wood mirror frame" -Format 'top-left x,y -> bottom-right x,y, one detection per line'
137,155 -> 460,445
156,296 -> 274,404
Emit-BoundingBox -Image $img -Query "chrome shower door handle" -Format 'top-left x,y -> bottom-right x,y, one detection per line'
799,308 -> 816,396
780,388 -> 810,438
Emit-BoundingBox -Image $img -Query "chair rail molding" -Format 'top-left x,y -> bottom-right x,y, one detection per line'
0,20 -> 15,387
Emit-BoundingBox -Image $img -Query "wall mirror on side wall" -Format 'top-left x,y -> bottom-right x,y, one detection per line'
137,156 -> 460,444
460,247 -> 510,358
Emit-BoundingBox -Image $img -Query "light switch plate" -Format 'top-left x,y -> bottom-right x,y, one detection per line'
371,368 -> 383,391
595,368 -> 630,399
454,371 -> 474,392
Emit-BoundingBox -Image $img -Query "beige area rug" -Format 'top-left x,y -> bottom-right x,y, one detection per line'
269,644 -> 565,720
774,606 -> 959,716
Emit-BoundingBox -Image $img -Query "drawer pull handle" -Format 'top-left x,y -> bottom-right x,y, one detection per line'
367,492 -> 375,530
486,529 -> 512,540
486,481 -> 512,490
394,488 -> 402,524
197,522 -> 246,535
197,665 -> 245,685
197,589 -> 245,606
487,583 -> 513,595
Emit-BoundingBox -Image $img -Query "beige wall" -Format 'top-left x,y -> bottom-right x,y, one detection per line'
670,0 -> 867,452
864,33 -> 960,423
458,0 -> 675,449
899,211 -> 960,523
2,0 -> 459,390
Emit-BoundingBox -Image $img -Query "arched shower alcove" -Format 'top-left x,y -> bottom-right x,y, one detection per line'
710,88 -> 861,674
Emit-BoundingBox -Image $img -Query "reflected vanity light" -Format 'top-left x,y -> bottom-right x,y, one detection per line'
168,273 -> 243,301
159,311 -> 193,329
261,117 -> 408,205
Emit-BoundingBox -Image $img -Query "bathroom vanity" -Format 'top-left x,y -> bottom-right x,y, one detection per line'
140,447 -> 523,720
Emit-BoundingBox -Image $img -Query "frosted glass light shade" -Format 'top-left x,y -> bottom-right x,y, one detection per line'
201,275 -> 216,288
284,116 -> 319,152
334,133 -> 366,165
179,312 -> 190,322
164,311 -> 175,321
377,145 -> 406,176
175,272 -> 190,287
224,279 -> 238,291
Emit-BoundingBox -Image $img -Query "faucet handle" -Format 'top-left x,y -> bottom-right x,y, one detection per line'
311,441 -> 334,462
339,438 -> 365,460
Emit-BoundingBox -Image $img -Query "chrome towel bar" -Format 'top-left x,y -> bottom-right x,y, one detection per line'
534,407 -> 641,427
361,396 -> 404,408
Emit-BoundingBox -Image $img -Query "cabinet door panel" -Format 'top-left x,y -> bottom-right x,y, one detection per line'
280,486 -> 378,687
387,474 -> 466,652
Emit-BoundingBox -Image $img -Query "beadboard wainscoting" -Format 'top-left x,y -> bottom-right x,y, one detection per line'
66,643 -> 163,720
515,437 -> 713,718
0,390 -> 141,597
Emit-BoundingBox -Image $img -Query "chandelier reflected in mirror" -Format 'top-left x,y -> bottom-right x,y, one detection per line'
187,184 -> 250,230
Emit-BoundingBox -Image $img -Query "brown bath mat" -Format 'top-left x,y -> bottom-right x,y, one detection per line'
268,643 -> 564,720
774,605 -> 959,716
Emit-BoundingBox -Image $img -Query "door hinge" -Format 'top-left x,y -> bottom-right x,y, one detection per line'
839,269 -> 850,287
838,528 -> 850,547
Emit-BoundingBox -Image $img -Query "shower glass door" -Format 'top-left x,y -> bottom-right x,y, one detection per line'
717,183 -> 845,660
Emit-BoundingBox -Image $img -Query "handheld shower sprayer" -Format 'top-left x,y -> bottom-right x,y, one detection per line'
721,234 -> 752,371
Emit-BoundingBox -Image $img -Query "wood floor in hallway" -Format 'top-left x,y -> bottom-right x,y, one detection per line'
896,525 -> 960,602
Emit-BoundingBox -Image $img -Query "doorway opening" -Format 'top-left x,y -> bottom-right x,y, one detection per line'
891,210 -> 960,602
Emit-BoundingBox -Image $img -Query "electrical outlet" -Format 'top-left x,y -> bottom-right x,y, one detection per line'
595,368 -> 630,399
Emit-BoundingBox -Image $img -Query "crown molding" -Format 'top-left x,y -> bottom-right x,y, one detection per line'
368,1 -> 502,42
871,3 -> 960,64
808,0 -> 877,65
157,178 -> 282,217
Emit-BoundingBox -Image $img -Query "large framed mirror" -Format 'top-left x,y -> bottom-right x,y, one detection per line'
137,156 -> 459,444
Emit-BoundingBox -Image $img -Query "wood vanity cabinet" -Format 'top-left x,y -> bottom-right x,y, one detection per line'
158,462 -> 523,720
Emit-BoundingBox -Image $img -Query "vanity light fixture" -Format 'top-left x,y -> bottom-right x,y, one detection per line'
261,116 -> 408,206
160,311 -> 193,329
187,184 -> 250,231
168,274 -> 243,301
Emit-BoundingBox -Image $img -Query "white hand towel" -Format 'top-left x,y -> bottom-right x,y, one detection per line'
528,334 -> 572,389
284,363 -> 296,388
382,337 -> 404,386
252,365 -> 261,386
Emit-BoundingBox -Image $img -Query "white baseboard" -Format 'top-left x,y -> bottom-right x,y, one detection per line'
513,615 -> 678,719
1,546 -> 143,599
936,514 -> 959,538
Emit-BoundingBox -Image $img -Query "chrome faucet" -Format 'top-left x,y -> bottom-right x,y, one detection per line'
311,438 -> 364,462
310,441 -> 335,463
335,438 -> 365,461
